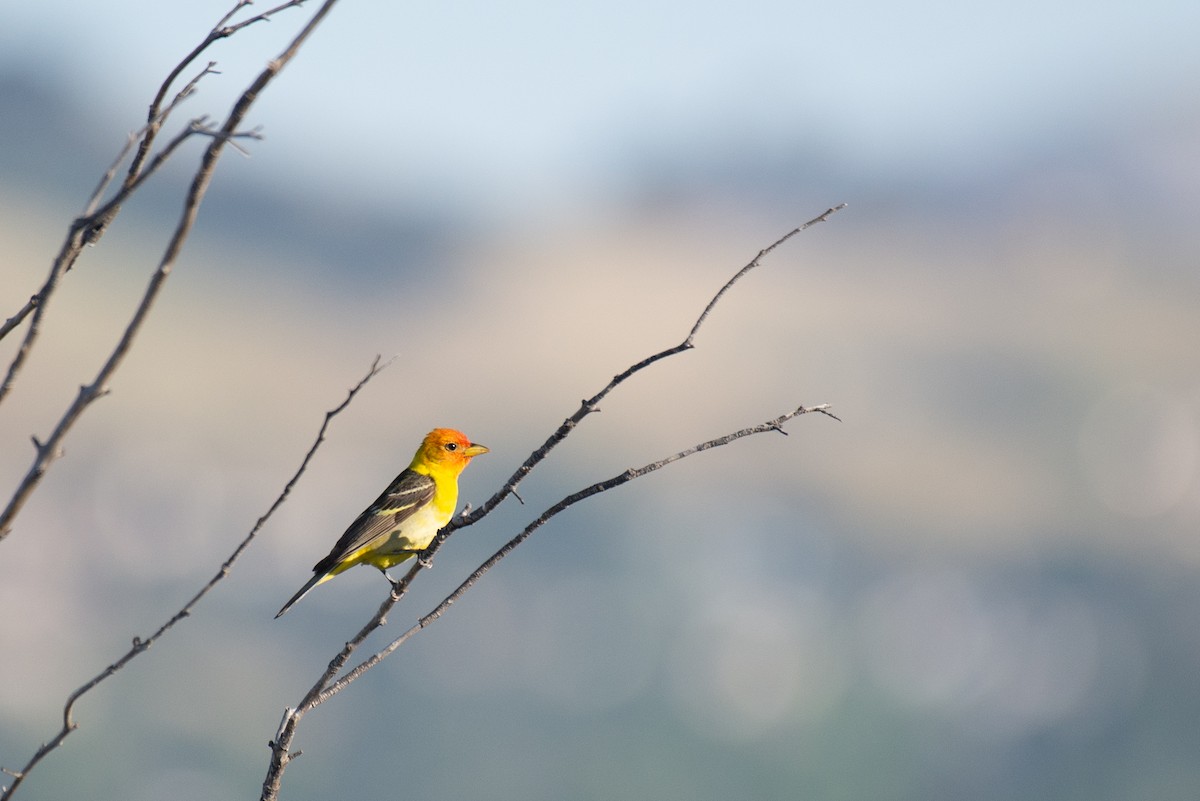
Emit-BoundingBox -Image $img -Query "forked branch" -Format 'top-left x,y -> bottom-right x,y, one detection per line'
0,356 -> 384,801
259,209 -> 845,800
327,403 -> 839,701
0,0 -> 340,543
0,1 -> 305,356
453,203 -> 846,531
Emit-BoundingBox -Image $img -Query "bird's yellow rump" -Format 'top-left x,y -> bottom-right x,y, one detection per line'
275,428 -> 488,618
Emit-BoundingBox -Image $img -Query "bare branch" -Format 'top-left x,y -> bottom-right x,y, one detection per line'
1,0 -> 306,379
1,122 -> 194,349
452,204 -> 846,531
260,576 -> 407,800
258,211 -> 844,799
325,403 -> 838,702
259,403 -> 837,798
0,356 -> 385,801
83,61 -> 221,227
0,296 -> 38,343
686,203 -> 846,342
0,116 -> 204,409
189,117 -> 266,157
124,0 -> 305,193
0,60 -> 226,349
0,0 -> 342,543
1,0 -> 304,352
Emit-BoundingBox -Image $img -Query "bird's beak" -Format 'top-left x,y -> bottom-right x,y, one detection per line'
465,443 -> 489,457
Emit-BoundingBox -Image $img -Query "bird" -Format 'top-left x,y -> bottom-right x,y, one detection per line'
275,428 -> 488,618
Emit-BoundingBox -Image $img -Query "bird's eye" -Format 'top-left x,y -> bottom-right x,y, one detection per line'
445,442 -> 458,451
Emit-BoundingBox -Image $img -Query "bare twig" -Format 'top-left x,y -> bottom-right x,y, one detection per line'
83,61 -> 221,226
259,404 -> 837,799
122,0 -> 305,194
451,203 -> 846,532
0,0 -> 342,543
326,403 -> 839,701
260,570 -> 410,800
0,356 -> 384,801
0,62 -> 222,348
0,297 -> 38,343
0,1 -> 304,356
258,211 -> 844,799
0,112 -> 209,399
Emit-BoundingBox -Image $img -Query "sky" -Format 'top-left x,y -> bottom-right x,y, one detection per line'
4,0 -> 1199,218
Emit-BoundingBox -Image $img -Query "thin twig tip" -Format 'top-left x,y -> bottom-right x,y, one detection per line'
817,407 -> 842,422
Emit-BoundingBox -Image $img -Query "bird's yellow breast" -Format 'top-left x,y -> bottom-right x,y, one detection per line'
343,485 -> 456,572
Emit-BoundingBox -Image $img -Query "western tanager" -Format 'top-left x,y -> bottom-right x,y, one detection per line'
275,428 -> 488,618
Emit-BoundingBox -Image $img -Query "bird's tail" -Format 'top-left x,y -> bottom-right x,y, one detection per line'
275,571 -> 329,618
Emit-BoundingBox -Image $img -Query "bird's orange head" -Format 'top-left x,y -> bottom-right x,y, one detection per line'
410,428 -> 489,475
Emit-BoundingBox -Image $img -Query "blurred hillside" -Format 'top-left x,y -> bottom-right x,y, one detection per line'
3,12 -> 1200,801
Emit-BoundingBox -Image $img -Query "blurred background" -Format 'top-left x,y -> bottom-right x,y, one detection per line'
3,1 -> 1200,799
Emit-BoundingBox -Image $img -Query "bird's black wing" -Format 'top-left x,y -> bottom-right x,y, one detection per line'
311,468 -> 436,575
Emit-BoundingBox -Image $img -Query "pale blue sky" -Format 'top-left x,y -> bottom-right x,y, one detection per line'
4,0 -> 1198,217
